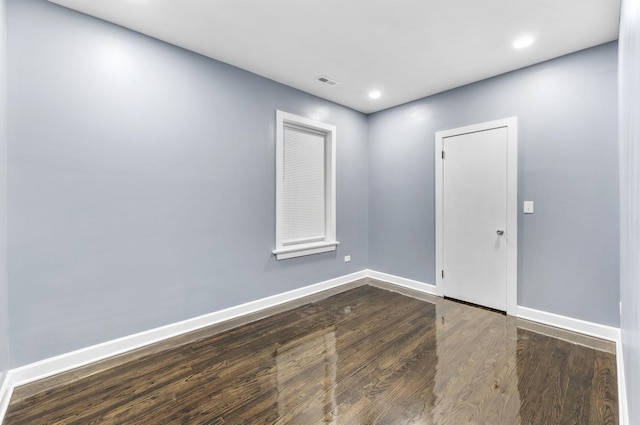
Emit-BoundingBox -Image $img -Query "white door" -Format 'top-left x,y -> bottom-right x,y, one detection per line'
439,125 -> 511,311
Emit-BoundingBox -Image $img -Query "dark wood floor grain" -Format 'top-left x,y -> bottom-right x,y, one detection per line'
4,283 -> 618,425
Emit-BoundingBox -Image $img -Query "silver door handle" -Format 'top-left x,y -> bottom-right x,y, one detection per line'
496,229 -> 504,235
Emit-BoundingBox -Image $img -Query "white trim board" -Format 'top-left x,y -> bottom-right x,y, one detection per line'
9,270 -> 368,388
366,270 -> 438,296
0,270 -> 626,425
366,270 -> 620,344
0,371 -> 13,424
3,274 -> 621,384
0,269 -> 434,413
368,272 -> 621,343
516,306 -> 619,342
616,330 -> 628,425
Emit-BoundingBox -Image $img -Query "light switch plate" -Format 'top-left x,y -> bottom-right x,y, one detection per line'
524,201 -> 534,214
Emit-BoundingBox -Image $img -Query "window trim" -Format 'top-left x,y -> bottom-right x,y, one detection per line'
273,110 -> 338,260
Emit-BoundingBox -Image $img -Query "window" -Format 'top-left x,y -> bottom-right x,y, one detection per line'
273,111 -> 338,260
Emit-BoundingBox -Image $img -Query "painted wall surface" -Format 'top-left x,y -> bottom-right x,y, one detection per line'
7,0 -> 369,366
619,0 -> 640,422
3,0 -> 623,370
369,42 -> 619,326
0,0 -> 9,383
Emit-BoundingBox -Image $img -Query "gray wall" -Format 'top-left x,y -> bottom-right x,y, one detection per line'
7,0 -> 369,366
4,0 -> 622,369
619,0 -> 639,421
0,0 -> 9,383
369,42 -> 619,326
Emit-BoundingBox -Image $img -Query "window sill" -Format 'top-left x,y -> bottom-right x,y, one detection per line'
273,241 -> 340,260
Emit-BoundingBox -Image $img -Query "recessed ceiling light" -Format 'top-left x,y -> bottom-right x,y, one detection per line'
513,35 -> 535,49
369,90 -> 382,99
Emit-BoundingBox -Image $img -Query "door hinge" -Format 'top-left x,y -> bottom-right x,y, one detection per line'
441,151 -> 446,159
441,270 -> 444,278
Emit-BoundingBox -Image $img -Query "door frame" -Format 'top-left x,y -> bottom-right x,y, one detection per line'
435,117 -> 518,315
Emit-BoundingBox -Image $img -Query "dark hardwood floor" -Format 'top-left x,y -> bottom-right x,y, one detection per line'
4,282 -> 618,424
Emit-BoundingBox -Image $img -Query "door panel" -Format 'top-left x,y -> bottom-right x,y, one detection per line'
443,127 -> 508,311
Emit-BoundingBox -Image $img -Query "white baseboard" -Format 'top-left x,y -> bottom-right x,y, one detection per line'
9,270 -> 368,388
366,270 -> 438,295
0,269 -> 436,407
516,306 -> 619,342
0,270 -> 627,425
617,331 -> 628,425
0,371 -> 13,424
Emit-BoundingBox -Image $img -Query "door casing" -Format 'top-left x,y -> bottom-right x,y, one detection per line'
435,117 -> 518,315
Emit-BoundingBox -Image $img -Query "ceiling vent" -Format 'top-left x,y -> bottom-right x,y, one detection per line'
316,75 -> 339,87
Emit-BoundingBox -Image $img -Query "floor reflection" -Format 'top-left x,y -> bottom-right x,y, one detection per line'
433,301 -> 521,424
273,286 -> 438,424
4,283 -> 618,425
276,327 -> 338,424
332,294 -> 437,424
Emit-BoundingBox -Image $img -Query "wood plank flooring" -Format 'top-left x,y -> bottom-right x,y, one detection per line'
4,283 -> 618,424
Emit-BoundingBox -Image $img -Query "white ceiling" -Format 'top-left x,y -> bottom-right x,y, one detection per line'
48,0 -> 620,114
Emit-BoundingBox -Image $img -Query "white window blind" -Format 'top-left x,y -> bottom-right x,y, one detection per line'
273,111 -> 338,260
282,126 -> 326,245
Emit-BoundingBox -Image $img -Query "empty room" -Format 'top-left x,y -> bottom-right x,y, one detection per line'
0,0 -> 639,424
